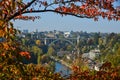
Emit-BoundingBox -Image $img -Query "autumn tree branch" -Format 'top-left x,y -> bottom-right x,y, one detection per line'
7,0 -> 88,21
7,0 -> 36,21
44,0 -> 86,10
22,9 -> 92,18
4,0 -> 119,21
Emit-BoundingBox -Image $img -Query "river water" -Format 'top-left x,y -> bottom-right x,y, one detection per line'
54,62 -> 72,77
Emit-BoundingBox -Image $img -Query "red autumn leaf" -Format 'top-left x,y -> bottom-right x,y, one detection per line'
19,51 -> 31,59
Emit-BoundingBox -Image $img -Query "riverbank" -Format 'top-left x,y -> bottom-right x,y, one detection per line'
50,56 -> 72,69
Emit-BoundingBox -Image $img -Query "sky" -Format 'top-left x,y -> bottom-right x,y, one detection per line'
12,0 -> 120,33
13,12 -> 120,33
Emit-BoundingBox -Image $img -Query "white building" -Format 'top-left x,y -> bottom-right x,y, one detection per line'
82,49 -> 101,60
89,49 -> 100,60
64,32 -> 71,38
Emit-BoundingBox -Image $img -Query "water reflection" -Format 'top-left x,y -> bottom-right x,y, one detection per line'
55,62 -> 72,77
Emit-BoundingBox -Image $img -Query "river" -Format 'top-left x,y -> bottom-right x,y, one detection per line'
54,62 -> 72,77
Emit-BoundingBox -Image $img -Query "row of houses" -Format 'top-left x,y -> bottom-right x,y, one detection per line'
82,49 -> 103,71
56,49 -> 102,71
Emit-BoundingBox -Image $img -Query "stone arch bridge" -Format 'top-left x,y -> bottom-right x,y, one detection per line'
39,37 -> 80,47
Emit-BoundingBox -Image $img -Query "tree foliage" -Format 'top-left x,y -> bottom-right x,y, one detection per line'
0,0 -> 120,79
0,0 -> 120,21
47,46 -> 55,56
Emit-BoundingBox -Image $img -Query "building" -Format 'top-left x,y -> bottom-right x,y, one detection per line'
82,49 -> 101,60
23,29 -> 28,33
57,51 -> 70,57
45,33 -> 55,38
89,49 -> 100,60
64,32 -> 71,38
82,49 -> 102,70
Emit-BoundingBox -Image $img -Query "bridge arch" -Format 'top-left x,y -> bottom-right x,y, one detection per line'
48,38 -> 75,47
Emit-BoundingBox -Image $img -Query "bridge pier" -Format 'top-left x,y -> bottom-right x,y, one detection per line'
44,38 -> 47,45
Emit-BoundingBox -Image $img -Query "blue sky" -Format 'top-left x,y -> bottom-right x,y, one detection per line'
12,0 -> 120,33
13,12 -> 120,33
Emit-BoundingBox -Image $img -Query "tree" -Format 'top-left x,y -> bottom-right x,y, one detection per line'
32,46 -> 43,64
0,0 -> 120,79
103,45 -> 120,67
47,46 -> 55,56
66,45 -> 73,51
93,32 -> 100,45
0,0 -> 120,62
37,55 -> 41,64
35,40 -> 41,46
1,0 -> 120,22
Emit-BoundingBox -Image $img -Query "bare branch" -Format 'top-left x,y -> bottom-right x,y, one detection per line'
22,9 -> 92,18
